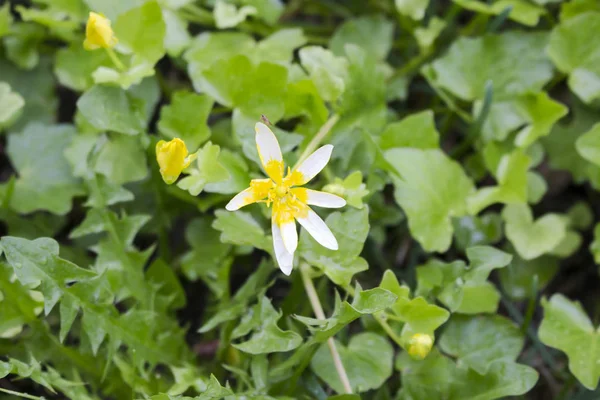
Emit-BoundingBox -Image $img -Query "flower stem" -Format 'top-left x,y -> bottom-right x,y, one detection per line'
293,114 -> 340,170
0,388 -> 44,400
300,264 -> 352,394
105,47 -> 125,71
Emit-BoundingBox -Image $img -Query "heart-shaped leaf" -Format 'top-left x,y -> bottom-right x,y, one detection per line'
502,204 -> 567,260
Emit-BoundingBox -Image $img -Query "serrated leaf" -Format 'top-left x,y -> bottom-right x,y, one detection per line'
385,148 -> 475,253
55,45 -> 109,92
299,208 -> 370,287
212,209 -> 271,251
295,286 -> 397,342
114,1 -> 166,63
233,296 -> 302,354
177,142 -> 229,196
539,294 -> 600,389
453,213 -> 503,251
7,123 -> 83,215
311,333 -> 393,394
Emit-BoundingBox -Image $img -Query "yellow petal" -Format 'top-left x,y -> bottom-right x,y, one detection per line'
156,138 -> 190,185
84,12 -> 118,50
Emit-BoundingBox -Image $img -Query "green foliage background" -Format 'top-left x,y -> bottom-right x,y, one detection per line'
0,0 -> 599,398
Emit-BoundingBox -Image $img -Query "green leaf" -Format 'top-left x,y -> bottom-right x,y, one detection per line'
0,58 -> 57,131
162,9 -> 191,57
468,150 -> 530,214
548,11 -> 600,103
0,264 -> 43,338
3,23 -> 44,70
0,82 -> 24,129
322,171 -> 369,209
380,110 -> 440,150
0,3 -> 12,38
177,142 -> 229,196
299,46 -> 348,102
94,134 -> 148,185
55,45 -> 109,92
478,92 -> 568,146
502,204 -> 568,260
181,217 -> 231,297
426,32 -> 552,101
395,0 -> 430,20
452,0 -> 546,26
114,1 -> 166,63
576,122 -> 600,166
200,55 -> 288,122
330,15 -> 394,61
7,124 -> 83,215
543,101 -> 600,186
453,213 -> 503,251
213,0 -> 256,29
385,148 -> 475,252
77,85 -> 144,135
158,91 -> 213,150
499,250 -> 559,300
212,209 -> 271,252
415,17 -> 446,50
233,296 -> 302,354
204,149 -> 251,194
299,208 -> 370,287
311,333 -> 393,394
416,246 -> 512,313
439,314 -> 524,375
539,294 -> 600,390
295,286 -> 397,342
591,223 -> 600,264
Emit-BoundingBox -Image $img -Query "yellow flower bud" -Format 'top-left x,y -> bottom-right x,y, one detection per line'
407,333 -> 434,360
84,12 -> 118,50
156,138 -> 195,185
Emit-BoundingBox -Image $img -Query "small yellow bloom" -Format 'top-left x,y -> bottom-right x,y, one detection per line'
407,333 -> 434,360
156,138 -> 196,185
84,12 -> 118,50
226,122 -> 346,275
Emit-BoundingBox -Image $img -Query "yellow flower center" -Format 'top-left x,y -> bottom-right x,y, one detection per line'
407,333 -> 434,360
248,160 -> 308,224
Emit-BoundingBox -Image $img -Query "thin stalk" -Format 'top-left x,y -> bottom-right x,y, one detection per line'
0,388 -> 44,400
300,265 -> 352,394
374,313 -> 403,347
105,48 -> 125,71
293,114 -> 340,170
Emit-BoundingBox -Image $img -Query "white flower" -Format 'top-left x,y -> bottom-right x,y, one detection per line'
226,122 -> 346,275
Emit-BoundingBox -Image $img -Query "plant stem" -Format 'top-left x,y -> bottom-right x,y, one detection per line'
0,388 -> 44,400
374,313 -> 403,347
105,47 -> 125,71
293,114 -> 340,170
300,264 -> 352,394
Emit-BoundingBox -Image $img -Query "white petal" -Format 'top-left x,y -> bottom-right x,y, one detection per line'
279,220 -> 297,254
255,122 -> 282,167
296,208 -> 338,250
305,189 -> 346,208
225,187 -> 253,211
293,144 -> 333,185
272,221 -> 294,275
